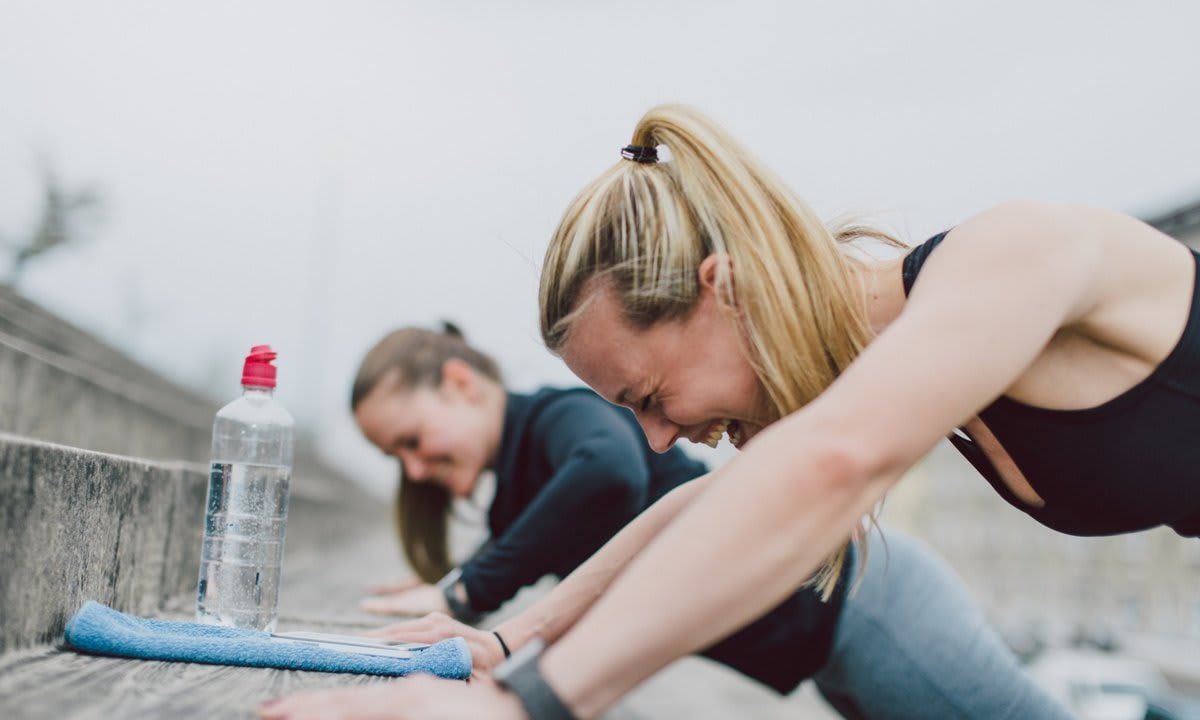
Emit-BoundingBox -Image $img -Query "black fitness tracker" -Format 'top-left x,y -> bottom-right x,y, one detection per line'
493,638 -> 577,720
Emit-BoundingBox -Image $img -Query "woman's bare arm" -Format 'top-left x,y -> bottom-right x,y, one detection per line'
368,473 -> 714,672
538,201 -> 1118,717
491,472 -> 714,651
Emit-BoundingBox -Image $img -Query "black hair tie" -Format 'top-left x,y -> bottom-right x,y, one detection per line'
494,630 -> 512,658
620,144 -> 658,163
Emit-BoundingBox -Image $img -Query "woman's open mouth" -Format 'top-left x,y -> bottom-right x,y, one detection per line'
694,419 -> 745,449
728,421 -> 745,448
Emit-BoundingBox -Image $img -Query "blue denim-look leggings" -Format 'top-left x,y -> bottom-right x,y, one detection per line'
811,529 -> 1073,719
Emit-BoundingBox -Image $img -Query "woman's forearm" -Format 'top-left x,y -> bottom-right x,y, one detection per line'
494,473 -> 714,652
540,424 -> 896,718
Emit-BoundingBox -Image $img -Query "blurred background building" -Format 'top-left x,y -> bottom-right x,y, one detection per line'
1151,201 -> 1200,250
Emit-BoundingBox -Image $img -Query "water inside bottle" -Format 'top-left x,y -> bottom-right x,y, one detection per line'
196,460 -> 291,632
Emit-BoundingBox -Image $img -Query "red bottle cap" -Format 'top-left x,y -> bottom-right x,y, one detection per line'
241,345 -> 278,388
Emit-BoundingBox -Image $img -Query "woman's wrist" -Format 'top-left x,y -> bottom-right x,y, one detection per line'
493,630 -> 512,658
493,639 -> 578,720
493,609 -> 548,661
437,568 -> 483,623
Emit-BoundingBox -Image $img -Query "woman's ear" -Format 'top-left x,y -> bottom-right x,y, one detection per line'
440,358 -> 478,400
698,253 -> 738,313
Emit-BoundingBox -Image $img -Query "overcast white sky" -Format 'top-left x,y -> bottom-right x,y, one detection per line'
2,1 -> 1199,494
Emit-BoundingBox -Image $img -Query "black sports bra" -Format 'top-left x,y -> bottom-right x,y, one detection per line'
903,232 -> 1200,537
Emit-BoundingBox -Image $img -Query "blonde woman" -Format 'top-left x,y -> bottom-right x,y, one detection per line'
260,104 -> 1195,718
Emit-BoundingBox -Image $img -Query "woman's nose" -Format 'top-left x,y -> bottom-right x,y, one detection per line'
400,451 -> 429,481
638,416 -> 678,454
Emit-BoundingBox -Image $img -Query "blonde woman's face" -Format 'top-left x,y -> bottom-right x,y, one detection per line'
560,278 -> 771,453
355,380 -> 491,498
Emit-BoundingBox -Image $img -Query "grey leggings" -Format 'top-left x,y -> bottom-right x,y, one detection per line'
812,530 -> 1074,719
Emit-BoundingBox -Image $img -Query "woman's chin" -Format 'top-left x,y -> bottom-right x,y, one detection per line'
446,473 -> 482,499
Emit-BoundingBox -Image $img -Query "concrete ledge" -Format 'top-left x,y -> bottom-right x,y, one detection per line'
0,331 -> 212,461
0,284 -> 212,404
0,330 -> 376,507
0,433 -> 380,653
0,286 -> 375,508
0,433 -> 207,652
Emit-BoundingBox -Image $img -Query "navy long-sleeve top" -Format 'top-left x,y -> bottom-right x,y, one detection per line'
458,387 -> 851,694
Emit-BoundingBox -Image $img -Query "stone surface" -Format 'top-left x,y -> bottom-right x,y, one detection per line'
0,434 -> 381,654
0,332 -> 212,462
0,313 -> 373,505
0,313 -> 374,520
0,284 -> 211,404
0,434 -> 208,652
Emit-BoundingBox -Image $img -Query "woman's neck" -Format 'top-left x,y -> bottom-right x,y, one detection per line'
852,256 -> 908,336
479,378 -> 509,471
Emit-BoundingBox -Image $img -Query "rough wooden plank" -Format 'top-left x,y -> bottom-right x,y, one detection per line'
0,644 -> 390,720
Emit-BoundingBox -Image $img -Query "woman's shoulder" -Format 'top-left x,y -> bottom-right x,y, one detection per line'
903,202 -> 1195,390
908,201 -> 1172,308
944,200 -> 1172,257
927,201 -> 1189,311
528,386 -> 627,428
523,387 -> 653,456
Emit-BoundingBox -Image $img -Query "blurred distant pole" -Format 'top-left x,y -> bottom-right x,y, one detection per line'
300,167 -> 340,424
3,162 -> 102,286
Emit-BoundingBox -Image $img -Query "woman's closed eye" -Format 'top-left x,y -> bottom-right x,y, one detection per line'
640,394 -> 667,417
638,392 -> 662,412
391,436 -> 419,454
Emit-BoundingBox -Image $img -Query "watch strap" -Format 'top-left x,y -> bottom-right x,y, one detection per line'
494,638 -> 577,720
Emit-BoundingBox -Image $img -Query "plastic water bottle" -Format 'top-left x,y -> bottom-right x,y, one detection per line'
196,345 -> 294,632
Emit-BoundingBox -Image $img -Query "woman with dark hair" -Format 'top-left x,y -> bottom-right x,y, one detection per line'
348,322 -> 712,627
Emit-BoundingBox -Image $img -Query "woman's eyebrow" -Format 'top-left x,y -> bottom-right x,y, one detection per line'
388,434 -> 415,452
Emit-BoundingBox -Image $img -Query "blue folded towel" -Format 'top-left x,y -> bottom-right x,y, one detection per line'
64,601 -> 471,679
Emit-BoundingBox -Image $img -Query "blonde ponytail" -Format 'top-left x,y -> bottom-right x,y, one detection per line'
540,104 -> 902,597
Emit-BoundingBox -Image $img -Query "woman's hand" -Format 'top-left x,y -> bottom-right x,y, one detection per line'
360,584 -> 448,617
258,674 -> 526,720
366,612 -> 508,678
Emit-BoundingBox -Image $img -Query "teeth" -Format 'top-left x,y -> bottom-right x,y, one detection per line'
704,419 -> 731,448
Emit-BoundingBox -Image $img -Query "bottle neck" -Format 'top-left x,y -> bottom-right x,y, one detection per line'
242,385 -> 275,398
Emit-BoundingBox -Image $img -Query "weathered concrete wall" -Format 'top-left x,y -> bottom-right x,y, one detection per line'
0,287 -> 381,654
0,296 -> 377,508
0,434 -> 208,652
0,331 -> 212,462
0,285 -> 212,405
0,330 -> 378,507
0,433 -> 382,653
